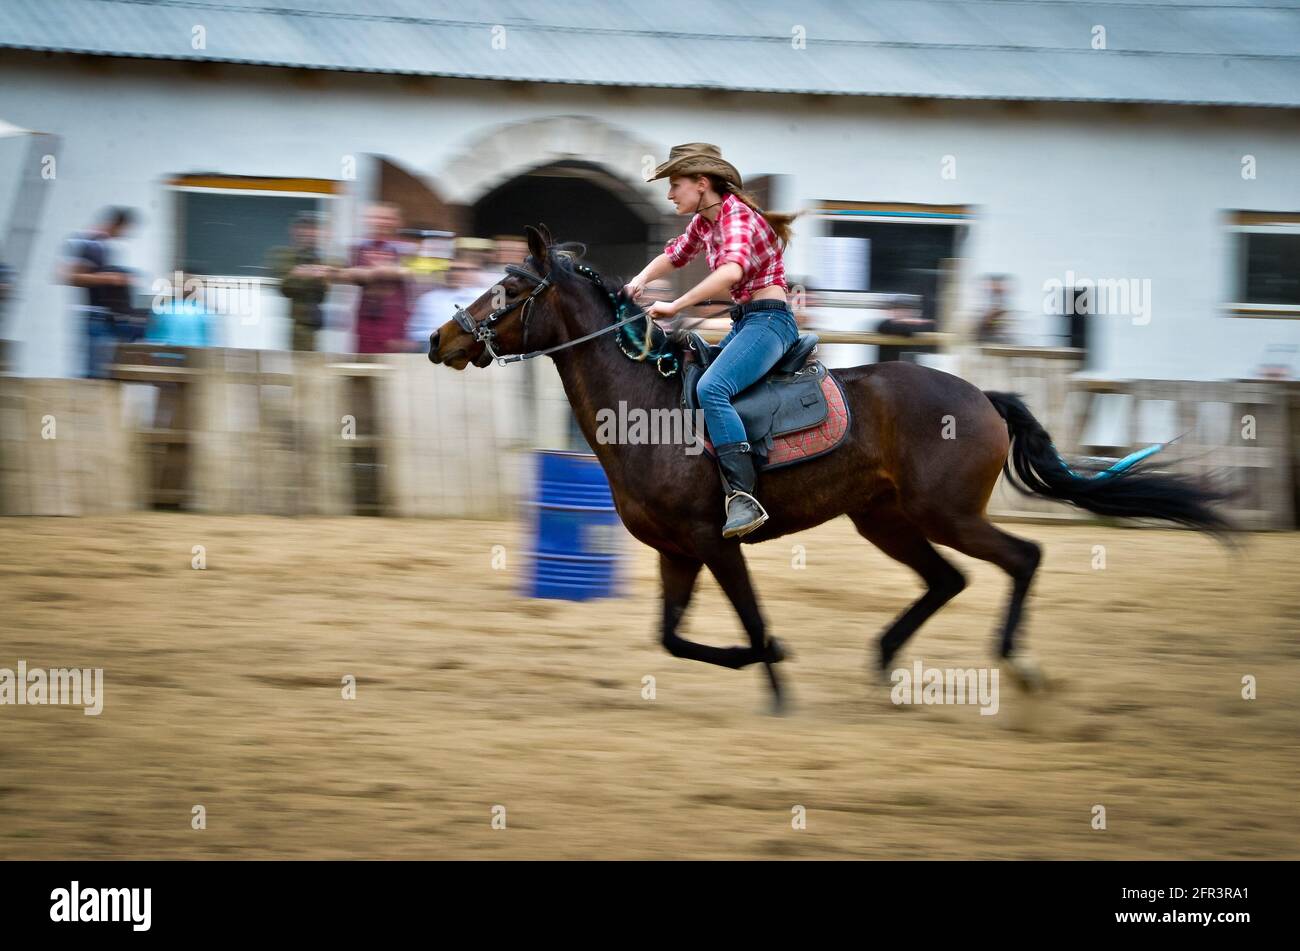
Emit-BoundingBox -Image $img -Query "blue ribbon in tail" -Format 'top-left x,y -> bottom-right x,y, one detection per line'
1055,432 -> 1187,483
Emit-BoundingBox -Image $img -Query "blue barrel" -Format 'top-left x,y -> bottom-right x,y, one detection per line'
525,450 -> 624,601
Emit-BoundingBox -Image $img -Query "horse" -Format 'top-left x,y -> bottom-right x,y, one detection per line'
428,225 -> 1230,713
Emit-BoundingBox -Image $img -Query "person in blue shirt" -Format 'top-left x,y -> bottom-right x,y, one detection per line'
58,207 -> 143,378
145,285 -> 219,348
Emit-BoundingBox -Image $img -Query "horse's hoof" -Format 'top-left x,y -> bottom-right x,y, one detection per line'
765,637 -> 791,664
873,651 -> 901,689
877,653 -> 896,678
1004,653 -> 1047,692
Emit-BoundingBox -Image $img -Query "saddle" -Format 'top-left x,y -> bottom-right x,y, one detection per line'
681,331 -> 828,457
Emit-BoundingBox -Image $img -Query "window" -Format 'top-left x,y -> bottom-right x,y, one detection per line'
812,202 -> 969,321
1228,211 -> 1300,317
169,176 -> 339,278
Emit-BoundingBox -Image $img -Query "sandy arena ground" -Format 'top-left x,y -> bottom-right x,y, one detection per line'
1,514 -> 1297,859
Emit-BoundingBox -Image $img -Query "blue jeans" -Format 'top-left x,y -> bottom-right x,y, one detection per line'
83,310 -> 142,379
697,300 -> 800,448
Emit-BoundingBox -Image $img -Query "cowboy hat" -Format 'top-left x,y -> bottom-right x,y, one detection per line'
646,143 -> 742,188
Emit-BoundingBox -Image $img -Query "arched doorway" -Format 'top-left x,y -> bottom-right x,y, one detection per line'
433,114 -> 671,269
472,161 -> 658,450
472,159 -> 653,281
429,117 -> 676,451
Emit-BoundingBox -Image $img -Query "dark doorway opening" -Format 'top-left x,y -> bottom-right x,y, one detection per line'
472,161 -> 653,284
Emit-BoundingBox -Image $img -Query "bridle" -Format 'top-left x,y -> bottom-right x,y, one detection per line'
450,261 -> 559,366
447,247 -> 732,368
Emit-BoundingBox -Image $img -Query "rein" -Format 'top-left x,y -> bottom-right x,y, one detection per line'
450,250 -> 732,372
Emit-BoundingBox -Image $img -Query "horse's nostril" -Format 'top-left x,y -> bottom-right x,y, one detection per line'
427,331 -> 440,364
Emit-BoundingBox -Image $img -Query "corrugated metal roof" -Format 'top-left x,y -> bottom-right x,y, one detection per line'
1,0 -> 1298,107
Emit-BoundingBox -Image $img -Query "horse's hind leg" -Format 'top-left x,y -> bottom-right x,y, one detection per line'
850,508 -> 967,675
923,514 -> 1044,687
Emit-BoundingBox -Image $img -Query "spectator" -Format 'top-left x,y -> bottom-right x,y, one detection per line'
876,294 -> 934,336
58,206 -> 144,378
0,253 -> 11,372
407,260 -> 493,345
266,211 -> 332,352
875,294 -> 936,363
491,235 -> 529,269
0,254 -> 12,309
974,274 -> 1015,344
145,271 -> 220,348
402,229 -> 455,284
337,202 -> 413,353
454,236 -> 495,287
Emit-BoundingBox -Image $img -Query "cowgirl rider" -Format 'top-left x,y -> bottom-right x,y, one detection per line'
624,143 -> 801,539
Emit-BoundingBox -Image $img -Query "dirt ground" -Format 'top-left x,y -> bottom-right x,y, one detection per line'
1,514 -> 1297,859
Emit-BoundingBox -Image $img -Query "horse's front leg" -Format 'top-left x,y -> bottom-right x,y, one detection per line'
703,543 -> 788,714
658,551 -> 753,670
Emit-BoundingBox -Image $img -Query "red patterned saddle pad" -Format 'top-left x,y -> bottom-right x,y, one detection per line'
701,370 -> 851,470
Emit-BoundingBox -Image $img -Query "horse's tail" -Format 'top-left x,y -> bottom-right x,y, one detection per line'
982,390 -> 1236,537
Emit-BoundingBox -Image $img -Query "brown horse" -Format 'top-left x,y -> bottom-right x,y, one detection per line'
428,226 -> 1229,712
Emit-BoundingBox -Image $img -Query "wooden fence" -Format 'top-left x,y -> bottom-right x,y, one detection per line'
0,375 -> 142,515
1,341 -> 1295,529
960,346 -> 1296,530
959,346 -> 1091,522
0,345 -> 588,517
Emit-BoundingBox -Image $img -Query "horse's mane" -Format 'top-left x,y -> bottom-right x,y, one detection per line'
523,240 -> 682,377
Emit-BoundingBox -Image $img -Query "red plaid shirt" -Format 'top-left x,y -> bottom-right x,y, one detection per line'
663,193 -> 788,304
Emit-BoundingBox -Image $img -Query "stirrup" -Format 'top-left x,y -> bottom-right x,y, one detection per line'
723,490 -> 769,538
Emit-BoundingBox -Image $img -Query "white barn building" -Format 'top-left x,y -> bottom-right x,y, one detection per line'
0,0 -> 1298,380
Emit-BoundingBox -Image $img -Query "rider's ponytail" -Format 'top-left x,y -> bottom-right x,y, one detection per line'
705,174 -> 801,250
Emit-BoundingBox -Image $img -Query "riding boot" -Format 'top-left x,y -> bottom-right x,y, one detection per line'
714,441 -> 769,538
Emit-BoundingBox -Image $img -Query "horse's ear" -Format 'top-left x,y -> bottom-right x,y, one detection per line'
524,225 -> 548,266
537,222 -> 554,246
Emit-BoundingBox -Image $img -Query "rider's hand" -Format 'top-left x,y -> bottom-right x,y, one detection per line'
646,300 -> 679,321
623,277 -> 647,300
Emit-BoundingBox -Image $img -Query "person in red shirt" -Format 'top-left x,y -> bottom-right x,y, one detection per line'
625,143 -> 801,538
337,202 -> 414,353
